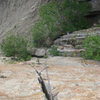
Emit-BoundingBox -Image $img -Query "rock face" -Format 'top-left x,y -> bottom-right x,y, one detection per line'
54,34 -> 85,57
35,48 -> 46,57
0,0 -> 100,41
90,0 -> 100,12
87,0 -> 100,24
29,48 -> 47,57
54,27 -> 100,57
0,57 -> 100,100
0,0 -> 47,41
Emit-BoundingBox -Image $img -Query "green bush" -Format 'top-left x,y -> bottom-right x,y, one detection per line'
1,34 -> 31,61
49,45 -> 61,56
82,34 -> 100,60
97,24 -> 100,27
31,0 -> 90,47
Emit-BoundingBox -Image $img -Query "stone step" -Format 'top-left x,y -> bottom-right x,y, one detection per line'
54,35 -> 86,45
61,36 -> 85,41
72,27 -> 100,35
61,33 -> 88,39
54,38 -> 83,46
57,45 -> 73,49
54,30 -> 100,46
57,48 -> 85,57
58,48 -> 85,53
74,45 -> 83,49
62,45 -> 73,48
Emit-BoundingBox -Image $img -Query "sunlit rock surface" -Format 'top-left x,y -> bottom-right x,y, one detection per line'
0,57 -> 100,100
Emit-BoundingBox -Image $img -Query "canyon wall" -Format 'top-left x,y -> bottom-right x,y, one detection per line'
87,0 -> 100,24
0,0 -> 100,40
0,0 -> 47,40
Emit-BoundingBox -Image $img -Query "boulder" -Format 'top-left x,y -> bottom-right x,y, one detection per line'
28,48 -> 37,56
35,48 -> 46,57
29,48 -> 47,57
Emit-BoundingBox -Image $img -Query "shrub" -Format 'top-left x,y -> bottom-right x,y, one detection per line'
1,34 -> 31,61
31,0 -> 90,47
97,24 -> 100,27
82,34 -> 100,60
49,45 -> 61,56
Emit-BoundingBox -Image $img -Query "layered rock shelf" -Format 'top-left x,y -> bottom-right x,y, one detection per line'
54,27 -> 100,57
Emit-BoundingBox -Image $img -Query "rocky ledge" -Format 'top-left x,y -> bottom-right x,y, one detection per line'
54,27 -> 100,57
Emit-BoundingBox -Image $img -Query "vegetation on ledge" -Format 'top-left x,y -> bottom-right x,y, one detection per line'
82,34 -> 100,61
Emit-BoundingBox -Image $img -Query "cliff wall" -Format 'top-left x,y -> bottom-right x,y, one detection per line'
0,0 -> 47,39
0,0 -> 100,40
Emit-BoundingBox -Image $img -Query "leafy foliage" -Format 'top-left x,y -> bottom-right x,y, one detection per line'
97,24 -> 100,27
31,1 -> 62,47
82,35 -> 100,60
61,0 -> 90,31
1,34 -> 31,61
49,45 -> 61,56
31,0 -> 90,47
